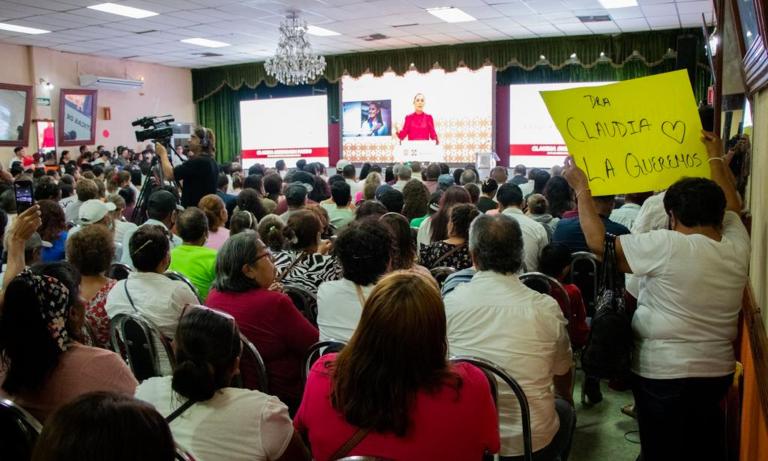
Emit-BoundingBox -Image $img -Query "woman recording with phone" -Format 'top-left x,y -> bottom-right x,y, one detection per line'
157,126 -> 219,208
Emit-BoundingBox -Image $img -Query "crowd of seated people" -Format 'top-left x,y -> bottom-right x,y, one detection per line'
0,133 -> 750,461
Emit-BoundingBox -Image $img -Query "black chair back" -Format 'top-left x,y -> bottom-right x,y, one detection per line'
164,271 -> 202,303
429,266 -> 457,287
0,399 -> 42,461
284,285 -> 318,326
303,340 -> 347,382
110,313 -> 175,381
450,356 -> 534,461
108,262 -> 132,281
520,272 -> 571,320
238,334 -> 269,393
568,251 -> 599,317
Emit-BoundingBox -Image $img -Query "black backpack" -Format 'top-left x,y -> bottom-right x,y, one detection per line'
581,234 -> 633,379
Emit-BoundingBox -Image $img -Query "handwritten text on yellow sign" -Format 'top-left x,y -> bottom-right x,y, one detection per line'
540,70 -> 710,195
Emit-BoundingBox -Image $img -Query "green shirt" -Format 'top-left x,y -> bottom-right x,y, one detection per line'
321,204 -> 355,230
168,244 -> 217,301
410,215 -> 429,229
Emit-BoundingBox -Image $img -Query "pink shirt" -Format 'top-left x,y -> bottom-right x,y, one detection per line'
205,227 -> 230,250
0,343 -> 137,423
397,112 -> 438,142
295,354 -> 500,461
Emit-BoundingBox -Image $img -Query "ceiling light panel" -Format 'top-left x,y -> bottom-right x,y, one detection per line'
427,7 -> 477,23
0,22 -> 51,35
180,38 -> 231,48
597,0 -> 638,8
306,25 -> 341,36
87,3 -> 159,19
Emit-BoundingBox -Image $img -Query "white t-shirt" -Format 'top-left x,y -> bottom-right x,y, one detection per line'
501,207 -> 549,272
416,216 -> 433,251
444,271 -> 572,456
609,202 -> 641,230
135,376 -> 293,461
105,271 -> 198,339
316,278 -> 374,342
620,211 -> 750,379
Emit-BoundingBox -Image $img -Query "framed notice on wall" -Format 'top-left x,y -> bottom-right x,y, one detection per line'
58,88 -> 97,146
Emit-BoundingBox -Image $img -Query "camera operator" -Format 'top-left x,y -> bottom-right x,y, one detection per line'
156,126 -> 219,208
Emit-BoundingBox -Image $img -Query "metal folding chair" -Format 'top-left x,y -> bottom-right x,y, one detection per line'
109,312 -> 175,381
429,266 -> 457,287
164,271 -> 202,303
450,356 -> 534,461
108,262 -> 132,281
569,251 -> 599,317
520,272 -> 572,320
303,340 -> 347,382
0,399 -> 42,461
284,284 -> 318,326
237,334 -> 269,393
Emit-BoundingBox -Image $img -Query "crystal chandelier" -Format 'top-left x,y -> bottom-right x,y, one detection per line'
265,12 -> 327,85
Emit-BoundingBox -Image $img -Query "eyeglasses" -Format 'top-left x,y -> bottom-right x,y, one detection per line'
255,249 -> 273,263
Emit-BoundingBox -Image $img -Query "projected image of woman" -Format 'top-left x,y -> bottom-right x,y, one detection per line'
361,102 -> 387,136
395,93 -> 439,144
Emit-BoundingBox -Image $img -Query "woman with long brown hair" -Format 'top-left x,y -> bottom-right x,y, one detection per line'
416,185 -> 471,249
296,271 -> 499,460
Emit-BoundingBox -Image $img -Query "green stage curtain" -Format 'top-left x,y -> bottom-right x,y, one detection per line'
192,29 -> 705,102
497,59 -> 711,103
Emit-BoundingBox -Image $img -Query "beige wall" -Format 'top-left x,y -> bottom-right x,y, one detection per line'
748,88 -> 767,331
0,43 -> 195,163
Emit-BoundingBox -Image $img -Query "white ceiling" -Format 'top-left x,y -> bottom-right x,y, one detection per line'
0,0 -> 715,69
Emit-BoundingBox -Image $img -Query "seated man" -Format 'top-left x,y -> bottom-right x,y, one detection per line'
445,214 -> 575,460
167,207 -> 217,300
316,220 -> 391,342
552,194 -> 629,252
497,183 -> 548,272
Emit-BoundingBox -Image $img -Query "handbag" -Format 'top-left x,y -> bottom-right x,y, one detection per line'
580,233 -> 633,380
329,428 -> 370,460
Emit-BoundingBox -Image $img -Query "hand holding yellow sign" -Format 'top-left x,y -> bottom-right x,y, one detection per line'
540,70 -> 710,195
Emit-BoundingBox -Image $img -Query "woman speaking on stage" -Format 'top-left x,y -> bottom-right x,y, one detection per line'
395,93 -> 439,144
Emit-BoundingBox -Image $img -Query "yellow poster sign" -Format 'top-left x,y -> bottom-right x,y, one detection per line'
540,70 -> 710,195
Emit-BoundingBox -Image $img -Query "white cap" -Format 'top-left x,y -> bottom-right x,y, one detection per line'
336,159 -> 350,172
79,199 -> 116,225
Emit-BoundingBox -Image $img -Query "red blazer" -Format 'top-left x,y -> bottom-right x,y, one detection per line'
397,112 -> 438,143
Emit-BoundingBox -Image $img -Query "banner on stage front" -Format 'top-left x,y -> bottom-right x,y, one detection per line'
539,70 -> 709,195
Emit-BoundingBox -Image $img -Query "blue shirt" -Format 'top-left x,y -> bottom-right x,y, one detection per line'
42,230 -> 67,262
552,215 -> 630,253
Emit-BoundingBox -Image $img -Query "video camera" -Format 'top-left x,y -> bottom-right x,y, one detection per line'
133,115 -> 175,143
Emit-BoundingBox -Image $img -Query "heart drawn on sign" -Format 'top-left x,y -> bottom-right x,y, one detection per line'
660,120 -> 686,144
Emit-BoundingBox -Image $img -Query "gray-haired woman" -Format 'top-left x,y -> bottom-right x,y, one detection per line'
205,231 -> 318,412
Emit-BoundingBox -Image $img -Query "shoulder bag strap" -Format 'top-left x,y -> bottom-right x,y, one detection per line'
123,280 -> 138,312
431,242 -> 466,267
166,399 -> 195,423
276,251 -> 307,283
329,428 -> 371,460
354,284 -> 367,307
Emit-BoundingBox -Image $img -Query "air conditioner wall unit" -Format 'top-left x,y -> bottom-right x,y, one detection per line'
79,74 -> 144,91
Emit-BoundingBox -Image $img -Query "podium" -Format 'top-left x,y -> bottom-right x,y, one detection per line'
475,151 -> 498,180
393,140 -> 444,163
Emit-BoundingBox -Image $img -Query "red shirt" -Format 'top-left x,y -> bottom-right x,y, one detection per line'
561,283 -> 590,348
397,112 -> 438,142
295,354 -> 500,461
206,288 -> 318,407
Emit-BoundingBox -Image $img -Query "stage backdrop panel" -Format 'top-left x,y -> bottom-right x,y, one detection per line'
342,66 -> 493,164
240,95 -> 328,168
509,82 -> 613,169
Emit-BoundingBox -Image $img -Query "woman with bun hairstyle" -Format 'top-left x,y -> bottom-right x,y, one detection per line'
135,307 -> 310,461
198,194 -> 230,250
